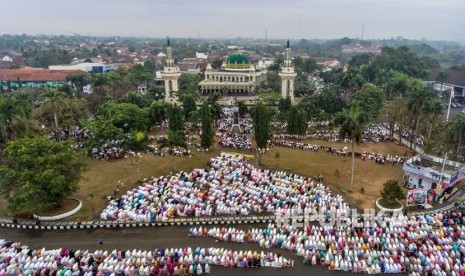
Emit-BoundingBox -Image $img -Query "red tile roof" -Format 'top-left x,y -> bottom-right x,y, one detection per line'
0,68 -> 85,82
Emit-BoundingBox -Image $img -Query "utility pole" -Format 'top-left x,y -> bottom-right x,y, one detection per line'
446,87 -> 454,122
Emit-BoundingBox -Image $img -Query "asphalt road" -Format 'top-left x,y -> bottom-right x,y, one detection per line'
0,224 -> 377,276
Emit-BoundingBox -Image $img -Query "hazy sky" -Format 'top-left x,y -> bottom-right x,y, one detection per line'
1,0 -> 463,41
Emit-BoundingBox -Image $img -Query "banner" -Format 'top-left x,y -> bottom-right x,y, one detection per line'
406,188 -> 428,206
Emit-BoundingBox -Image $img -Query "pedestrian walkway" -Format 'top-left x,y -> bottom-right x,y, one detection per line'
377,124 -> 424,154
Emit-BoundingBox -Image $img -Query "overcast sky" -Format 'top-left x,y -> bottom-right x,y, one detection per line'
1,0 -> 463,42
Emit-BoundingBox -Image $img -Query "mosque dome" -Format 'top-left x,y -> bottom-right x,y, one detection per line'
225,52 -> 250,69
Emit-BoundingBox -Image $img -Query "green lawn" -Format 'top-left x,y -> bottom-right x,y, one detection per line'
261,143 -> 407,209
0,140 -> 408,219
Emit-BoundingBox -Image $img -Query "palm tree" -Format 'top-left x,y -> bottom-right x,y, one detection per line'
334,104 -> 368,192
0,95 -> 29,142
436,69 -> 450,94
41,88 -> 68,140
450,113 -> 465,160
158,129 -> 187,171
406,81 -> 434,153
423,99 -> 443,139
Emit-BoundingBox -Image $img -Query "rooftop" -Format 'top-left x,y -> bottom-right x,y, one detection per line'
0,68 -> 85,82
428,68 -> 465,87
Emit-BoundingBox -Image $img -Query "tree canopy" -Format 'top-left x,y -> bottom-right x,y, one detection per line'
0,137 -> 88,214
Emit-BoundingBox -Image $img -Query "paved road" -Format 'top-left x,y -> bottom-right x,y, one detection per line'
376,124 -> 424,154
0,224 -> 384,276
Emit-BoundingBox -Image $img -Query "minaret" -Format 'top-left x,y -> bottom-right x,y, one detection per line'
161,37 -> 181,103
278,40 -> 297,102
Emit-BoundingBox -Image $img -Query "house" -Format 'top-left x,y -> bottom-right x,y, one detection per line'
426,68 -> 465,98
0,68 -> 85,89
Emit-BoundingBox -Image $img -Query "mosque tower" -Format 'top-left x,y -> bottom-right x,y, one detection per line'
161,37 -> 181,103
278,40 -> 297,102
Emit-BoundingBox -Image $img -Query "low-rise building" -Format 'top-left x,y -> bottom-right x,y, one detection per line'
403,154 -> 465,198
49,63 -> 113,74
0,68 -> 84,88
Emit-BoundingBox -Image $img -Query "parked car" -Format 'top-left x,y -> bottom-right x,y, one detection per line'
451,103 -> 458,108
456,103 -> 463,108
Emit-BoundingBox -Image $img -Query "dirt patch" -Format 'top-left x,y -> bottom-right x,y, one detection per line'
378,198 -> 403,209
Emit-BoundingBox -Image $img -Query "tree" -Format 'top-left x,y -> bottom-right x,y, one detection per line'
207,92 -> 222,121
168,104 -> 185,132
253,102 -> 270,165
36,98 -> 88,131
350,83 -> 385,122
125,131 -> 150,181
287,106 -> 307,135
158,129 -> 187,171
338,67 -> 365,102
0,94 -> 30,143
278,96 -> 292,114
128,63 -> 153,86
99,101 -> 149,132
182,95 -> 197,120
334,104 -> 368,192
0,137 -> 88,214
41,88 -> 68,140
435,69 -> 450,94
148,100 -> 168,125
406,81 -> 435,153
82,115 -> 123,147
380,180 -> 404,205
200,101 -> 214,162
449,113 -> 465,160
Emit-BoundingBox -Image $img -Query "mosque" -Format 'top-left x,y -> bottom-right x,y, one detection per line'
162,39 -> 296,102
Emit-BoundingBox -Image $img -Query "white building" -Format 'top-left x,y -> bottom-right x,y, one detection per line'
199,52 -> 267,96
49,63 -> 113,74
196,52 -> 208,59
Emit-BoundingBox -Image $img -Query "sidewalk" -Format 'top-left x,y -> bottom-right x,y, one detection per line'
377,124 -> 424,154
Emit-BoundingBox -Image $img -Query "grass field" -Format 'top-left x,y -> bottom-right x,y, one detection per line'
261,144 -> 407,209
0,140 -> 408,219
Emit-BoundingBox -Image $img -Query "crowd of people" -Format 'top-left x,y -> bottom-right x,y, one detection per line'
216,107 -> 253,135
218,133 -> 252,152
49,126 -> 91,148
270,140 -> 405,166
0,241 -> 291,275
187,208 -> 465,275
100,154 -> 349,222
381,122 -> 425,148
91,140 -> 126,161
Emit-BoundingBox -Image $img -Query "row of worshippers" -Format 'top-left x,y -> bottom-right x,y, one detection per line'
0,241 -> 292,275
100,154 -> 350,222
188,208 -> 465,275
